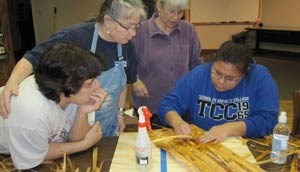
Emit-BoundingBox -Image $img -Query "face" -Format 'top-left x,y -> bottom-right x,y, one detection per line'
69,78 -> 101,105
158,5 -> 184,30
211,61 -> 243,92
106,13 -> 141,44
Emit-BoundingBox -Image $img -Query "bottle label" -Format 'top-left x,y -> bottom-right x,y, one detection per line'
136,146 -> 151,166
271,134 -> 289,164
136,156 -> 149,165
272,134 -> 289,151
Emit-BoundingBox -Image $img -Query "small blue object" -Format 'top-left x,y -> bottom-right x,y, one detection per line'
160,149 -> 167,172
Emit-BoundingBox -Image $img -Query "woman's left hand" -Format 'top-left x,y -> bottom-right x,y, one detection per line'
117,116 -> 126,135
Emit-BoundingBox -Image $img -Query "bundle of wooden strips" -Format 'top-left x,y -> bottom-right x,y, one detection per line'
0,156 -> 15,172
149,125 -> 264,172
248,135 -> 300,148
290,153 -> 300,172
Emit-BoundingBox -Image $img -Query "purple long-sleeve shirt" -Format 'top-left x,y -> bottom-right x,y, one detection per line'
131,13 -> 203,114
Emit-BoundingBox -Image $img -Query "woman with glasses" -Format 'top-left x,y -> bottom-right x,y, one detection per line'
157,31 -> 279,143
131,0 -> 203,128
0,0 -> 146,136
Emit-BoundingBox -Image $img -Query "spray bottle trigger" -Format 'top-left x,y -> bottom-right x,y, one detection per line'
141,106 -> 153,131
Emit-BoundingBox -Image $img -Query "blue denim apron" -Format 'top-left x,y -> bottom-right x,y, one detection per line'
90,23 -> 127,136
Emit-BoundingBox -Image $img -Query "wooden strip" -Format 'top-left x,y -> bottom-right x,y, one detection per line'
255,150 -> 271,161
67,156 -> 74,172
247,138 -> 271,147
0,162 -> 7,171
152,135 -> 192,144
62,153 -> 66,172
290,154 -> 299,172
85,167 -> 91,172
150,125 -> 263,171
92,147 -> 98,171
209,144 -> 264,171
256,149 -> 300,165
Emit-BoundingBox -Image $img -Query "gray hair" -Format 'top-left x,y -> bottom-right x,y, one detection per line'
98,0 -> 147,24
157,0 -> 189,11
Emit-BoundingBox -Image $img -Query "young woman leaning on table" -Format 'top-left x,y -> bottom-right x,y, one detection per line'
0,42 -> 106,170
0,0 -> 147,136
157,31 -> 280,144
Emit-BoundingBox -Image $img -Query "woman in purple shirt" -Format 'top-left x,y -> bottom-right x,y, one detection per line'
131,0 -> 203,127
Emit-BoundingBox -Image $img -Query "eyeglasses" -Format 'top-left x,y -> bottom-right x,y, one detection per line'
108,14 -> 141,32
211,68 -> 242,83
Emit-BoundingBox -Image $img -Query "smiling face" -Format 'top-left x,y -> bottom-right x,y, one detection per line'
211,60 -> 244,92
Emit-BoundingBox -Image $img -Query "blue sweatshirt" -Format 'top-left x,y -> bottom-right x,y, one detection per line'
158,62 -> 279,138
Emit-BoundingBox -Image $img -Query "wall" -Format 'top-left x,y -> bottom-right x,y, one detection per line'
190,0 -> 259,23
31,0 -> 300,49
190,0 -> 260,49
262,0 -> 300,27
195,25 -> 253,50
192,0 -> 300,49
31,0 -> 104,44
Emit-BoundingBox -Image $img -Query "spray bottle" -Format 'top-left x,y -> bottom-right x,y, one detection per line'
135,106 -> 152,172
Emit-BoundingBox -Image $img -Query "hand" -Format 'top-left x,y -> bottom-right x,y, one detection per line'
117,116 -> 126,135
198,125 -> 229,144
82,122 -> 102,148
78,81 -> 107,115
0,83 -> 19,118
173,120 -> 191,136
133,79 -> 149,98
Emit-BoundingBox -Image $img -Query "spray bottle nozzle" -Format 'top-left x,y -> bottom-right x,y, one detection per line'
138,106 -> 153,132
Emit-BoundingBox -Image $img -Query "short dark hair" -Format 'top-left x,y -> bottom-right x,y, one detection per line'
214,31 -> 253,74
34,42 -> 103,103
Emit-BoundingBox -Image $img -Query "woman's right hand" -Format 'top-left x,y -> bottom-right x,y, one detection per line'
0,83 -> 19,118
83,122 -> 103,148
0,58 -> 34,119
133,79 -> 149,98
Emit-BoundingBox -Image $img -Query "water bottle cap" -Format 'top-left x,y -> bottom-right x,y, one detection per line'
278,111 -> 287,123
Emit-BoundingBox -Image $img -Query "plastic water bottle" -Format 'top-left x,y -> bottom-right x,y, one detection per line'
135,106 -> 152,171
271,111 -> 290,164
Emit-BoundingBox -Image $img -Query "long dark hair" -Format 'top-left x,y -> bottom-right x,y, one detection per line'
35,42 -> 103,103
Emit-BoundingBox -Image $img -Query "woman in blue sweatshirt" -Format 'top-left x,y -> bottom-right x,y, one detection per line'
158,31 -> 279,144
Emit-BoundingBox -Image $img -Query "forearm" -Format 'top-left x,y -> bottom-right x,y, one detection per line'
222,121 -> 247,137
68,111 -> 90,141
165,111 -> 184,128
118,85 -> 128,109
6,58 -> 33,85
45,141 -> 87,160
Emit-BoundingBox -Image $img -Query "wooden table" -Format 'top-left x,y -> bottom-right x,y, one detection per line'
28,133 -> 299,172
32,137 -> 118,172
110,133 -> 257,172
4,101 -> 298,171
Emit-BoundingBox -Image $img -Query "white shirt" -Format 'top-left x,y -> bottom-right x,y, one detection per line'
0,75 -> 77,169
